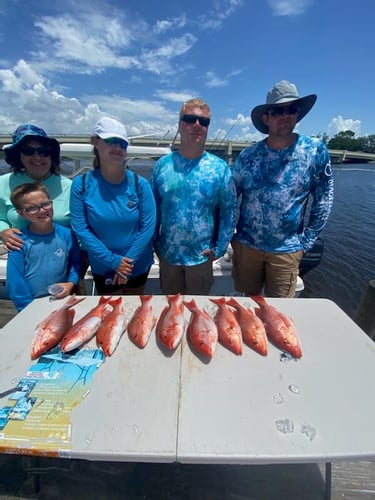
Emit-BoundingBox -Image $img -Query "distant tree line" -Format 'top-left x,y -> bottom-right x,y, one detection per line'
323,131 -> 375,153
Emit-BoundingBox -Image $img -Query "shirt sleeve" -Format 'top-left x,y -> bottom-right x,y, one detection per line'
125,175 -> 156,262
0,174 -> 11,233
301,142 -> 334,251
65,228 -> 82,284
213,166 -> 237,258
150,160 -> 162,247
6,245 -> 34,311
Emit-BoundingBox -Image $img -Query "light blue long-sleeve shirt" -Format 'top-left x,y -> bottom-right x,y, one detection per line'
232,134 -> 334,253
70,169 -> 156,277
151,151 -> 237,265
7,223 -> 81,311
0,172 -> 72,231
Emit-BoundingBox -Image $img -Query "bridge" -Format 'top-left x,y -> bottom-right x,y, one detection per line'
0,135 -> 374,164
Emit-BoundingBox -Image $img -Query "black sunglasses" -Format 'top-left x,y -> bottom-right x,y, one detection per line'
267,104 -> 300,117
181,114 -> 211,127
20,146 -> 52,157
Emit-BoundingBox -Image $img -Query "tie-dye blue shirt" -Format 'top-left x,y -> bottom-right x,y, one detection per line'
151,151 -> 237,265
232,134 -> 334,253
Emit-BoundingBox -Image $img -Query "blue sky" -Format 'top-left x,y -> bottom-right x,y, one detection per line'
0,0 -> 374,142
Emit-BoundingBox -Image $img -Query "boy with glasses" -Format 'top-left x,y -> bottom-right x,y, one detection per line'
151,98 -> 237,295
6,183 -> 81,311
232,80 -> 334,298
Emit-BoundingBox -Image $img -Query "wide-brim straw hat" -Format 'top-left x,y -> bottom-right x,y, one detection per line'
251,80 -> 317,134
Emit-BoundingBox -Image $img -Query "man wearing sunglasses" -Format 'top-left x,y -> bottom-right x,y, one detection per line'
151,98 -> 237,295
231,80 -> 334,298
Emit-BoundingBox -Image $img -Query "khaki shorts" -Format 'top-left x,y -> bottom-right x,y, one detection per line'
159,258 -> 213,295
231,239 -> 303,298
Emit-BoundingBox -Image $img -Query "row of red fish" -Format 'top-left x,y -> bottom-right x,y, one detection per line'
30,294 -> 302,361
157,295 -> 302,359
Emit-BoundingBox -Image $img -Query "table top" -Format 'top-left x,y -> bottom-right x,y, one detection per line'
1,295 -> 375,464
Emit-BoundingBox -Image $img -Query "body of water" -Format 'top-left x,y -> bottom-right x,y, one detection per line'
300,164 -> 375,319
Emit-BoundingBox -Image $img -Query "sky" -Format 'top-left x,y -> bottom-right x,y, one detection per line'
0,0 -> 374,143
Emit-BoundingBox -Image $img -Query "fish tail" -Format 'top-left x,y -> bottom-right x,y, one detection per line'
109,297 -> 123,307
209,297 -> 226,306
251,295 -> 265,306
183,299 -> 197,311
167,293 -> 181,303
140,295 -> 154,304
62,295 -> 86,309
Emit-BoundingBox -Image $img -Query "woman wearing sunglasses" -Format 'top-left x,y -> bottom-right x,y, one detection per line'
0,124 -> 71,251
70,117 -> 156,295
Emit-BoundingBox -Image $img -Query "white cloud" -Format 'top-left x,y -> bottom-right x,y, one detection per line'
268,0 -> 312,16
0,60 -> 176,136
225,113 -> 252,127
33,14 -> 139,73
328,116 -> 361,137
155,90 -> 195,103
231,126 -> 263,143
153,15 -> 188,34
204,68 -> 243,88
205,72 -> 228,88
28,12 -> 197,77
197,0 -> 243,30
140,34 -> 197,75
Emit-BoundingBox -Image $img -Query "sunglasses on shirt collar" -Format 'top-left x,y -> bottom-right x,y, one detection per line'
102,137 -> 129,149
267,104 -> 300,117
180,114 -> 211,127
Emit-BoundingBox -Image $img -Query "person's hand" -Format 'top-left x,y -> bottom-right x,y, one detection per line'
201,248 -> 216,261
53,282 -> 75,299
117,257 -> 134,276
112,272 -> 128,286
1,228 -> 24,251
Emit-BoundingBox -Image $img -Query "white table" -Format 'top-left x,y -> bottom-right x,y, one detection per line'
0,295 -> 180,462
1,295 -> 374,499
178,297 -> 375,464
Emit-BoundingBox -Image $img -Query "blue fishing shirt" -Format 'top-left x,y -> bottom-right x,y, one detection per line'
70,169 -> 156,277
151,151 -> 237,265
7,224 -> 82,311
232,135 -> 334,253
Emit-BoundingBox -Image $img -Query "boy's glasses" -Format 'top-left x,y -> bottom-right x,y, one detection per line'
20,201 -> 53,214
102,137 -> 128,149
180,114 -> 211,127
20,146 -> 52,157
267,104 -> 299,117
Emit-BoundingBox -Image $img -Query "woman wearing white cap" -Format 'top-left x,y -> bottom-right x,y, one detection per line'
70,117 -> 156,295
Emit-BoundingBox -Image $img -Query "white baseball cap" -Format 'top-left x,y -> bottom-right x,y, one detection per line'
94,117 -> 128,144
